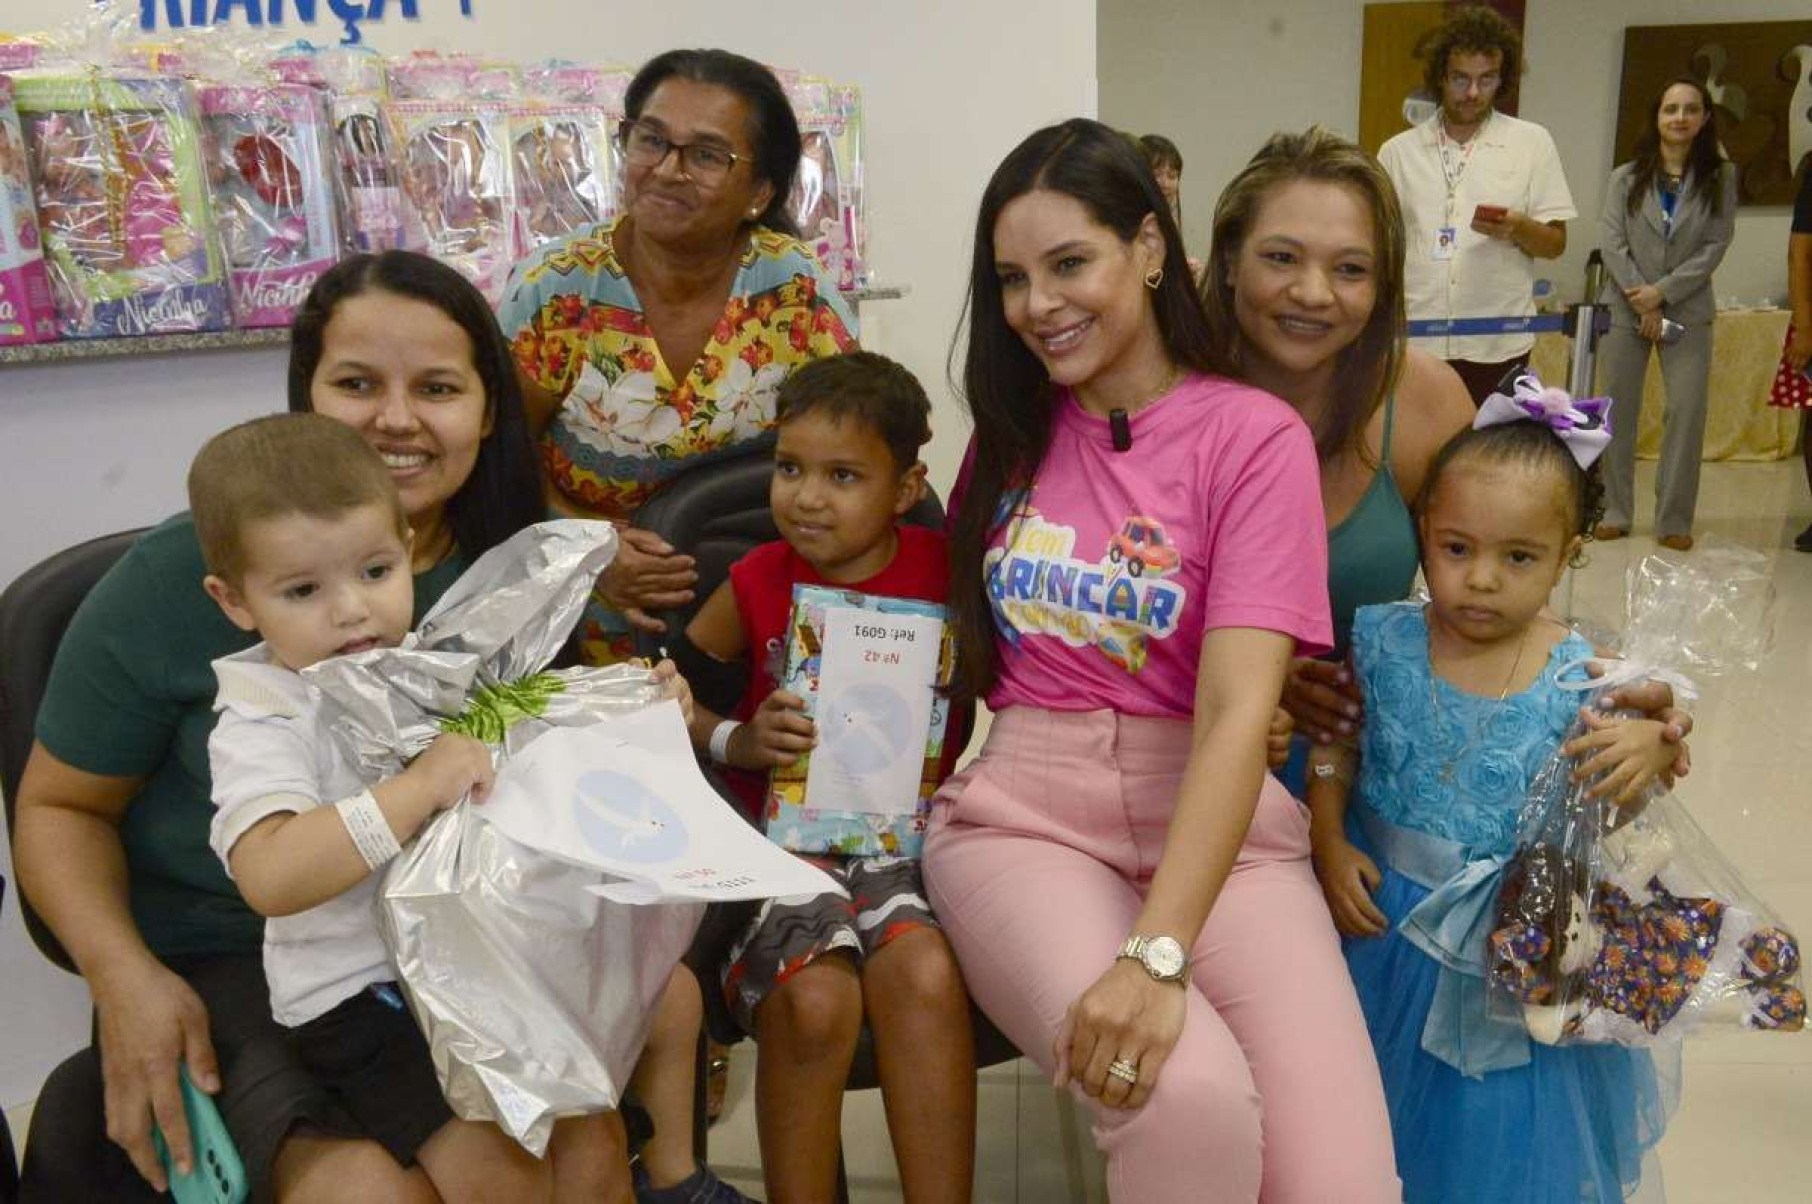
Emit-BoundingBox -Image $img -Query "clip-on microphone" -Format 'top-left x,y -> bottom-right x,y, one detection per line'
1109,408 -> 1133,452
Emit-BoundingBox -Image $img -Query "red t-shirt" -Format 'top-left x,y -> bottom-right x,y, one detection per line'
721,524 -> 951,818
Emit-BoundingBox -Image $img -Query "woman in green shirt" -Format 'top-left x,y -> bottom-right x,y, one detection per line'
13,252 -> 546,1201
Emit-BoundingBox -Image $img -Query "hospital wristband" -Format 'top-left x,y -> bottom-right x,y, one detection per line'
708,720 -> 743,765
336,789 -> 403,870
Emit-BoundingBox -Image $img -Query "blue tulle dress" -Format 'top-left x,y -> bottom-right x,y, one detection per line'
1342,603 -> 1675,1203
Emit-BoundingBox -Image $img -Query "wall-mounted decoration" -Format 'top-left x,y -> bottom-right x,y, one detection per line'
1617,21 -> 1812,206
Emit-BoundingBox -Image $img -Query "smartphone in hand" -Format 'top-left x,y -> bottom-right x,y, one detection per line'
1473,204 -> 1509,224
152,1066 -> 248,1204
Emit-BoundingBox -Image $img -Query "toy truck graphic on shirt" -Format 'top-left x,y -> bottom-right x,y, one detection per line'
987,495 -> 1187,675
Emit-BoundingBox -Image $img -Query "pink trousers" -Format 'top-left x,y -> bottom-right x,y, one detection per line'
923,707 -> 1399,1204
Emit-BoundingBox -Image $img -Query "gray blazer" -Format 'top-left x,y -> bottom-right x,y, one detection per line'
1598,159 -> 1738,329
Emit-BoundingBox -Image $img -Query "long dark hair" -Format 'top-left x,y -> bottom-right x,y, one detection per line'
1202,127 -> 1406,466
1625,76 -> 1726,219
947,118 -> 1225,700
625,48 -> 801,237
287,251 -> 544,562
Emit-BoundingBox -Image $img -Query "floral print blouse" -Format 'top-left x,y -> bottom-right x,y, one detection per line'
500,217 -> 858,522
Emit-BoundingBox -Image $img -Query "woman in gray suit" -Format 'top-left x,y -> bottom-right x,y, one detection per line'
1594,76 -> 1738,550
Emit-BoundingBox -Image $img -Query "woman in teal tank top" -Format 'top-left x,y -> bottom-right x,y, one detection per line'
1202,128 -> 1694,793
1200,129 -> 1474,756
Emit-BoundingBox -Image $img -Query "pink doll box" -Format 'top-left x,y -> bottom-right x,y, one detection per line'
383,99 -> 514,304
12,71 -> 231,339
197,82 -> 340,328
507,103 -> 615,257
0,75 -> 56,344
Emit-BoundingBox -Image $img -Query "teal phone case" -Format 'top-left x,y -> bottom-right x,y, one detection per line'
151,1066 -> 247,1204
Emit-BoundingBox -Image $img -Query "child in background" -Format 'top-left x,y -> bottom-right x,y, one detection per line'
193,413 -> 630,1202
679,352 -> 977,1203
1307,402 -> 1680,1203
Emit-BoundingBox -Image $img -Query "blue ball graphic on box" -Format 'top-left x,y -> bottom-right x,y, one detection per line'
572,770 -> 689,863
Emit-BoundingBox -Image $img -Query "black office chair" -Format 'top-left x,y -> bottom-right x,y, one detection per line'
0,528 -> 145,972
629,443 -> 1021,1198
0,529 -> 155,1202
0,876 -> 16,1204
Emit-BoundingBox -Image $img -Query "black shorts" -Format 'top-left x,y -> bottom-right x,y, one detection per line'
288,984 -> 455,1167
172,954 -> 366,1203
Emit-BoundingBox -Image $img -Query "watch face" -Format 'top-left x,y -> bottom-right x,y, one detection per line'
1144,936 -> 1187,979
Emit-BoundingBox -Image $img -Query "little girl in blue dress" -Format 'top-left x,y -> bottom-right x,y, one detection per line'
1308,392 -> 1679,1202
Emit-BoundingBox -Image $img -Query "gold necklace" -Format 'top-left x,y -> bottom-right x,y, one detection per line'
1427,625 -> 1531,785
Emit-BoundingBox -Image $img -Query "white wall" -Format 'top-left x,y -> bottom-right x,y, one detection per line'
1101,0 -> 1803,306
0,0 -> 1096,1109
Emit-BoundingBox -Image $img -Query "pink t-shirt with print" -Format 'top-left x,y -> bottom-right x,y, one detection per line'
978,373 -> 1331,719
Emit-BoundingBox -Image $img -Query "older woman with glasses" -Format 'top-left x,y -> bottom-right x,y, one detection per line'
500,48 -> 858,666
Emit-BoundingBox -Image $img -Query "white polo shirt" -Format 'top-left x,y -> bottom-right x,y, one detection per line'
1379,110 -> 1575,363
209,645 -> 395,1027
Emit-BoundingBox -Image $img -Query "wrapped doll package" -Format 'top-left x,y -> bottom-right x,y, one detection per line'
12,70 -> 230,338
785,77 -> 865,291
1488,543 -> 1801,1043
384,100 -> 513,303
305,521 -> 838,1152
272,48 -> 404,255
765,585 -> 954,857
196,82 -> 339,327
508,103 -> 615,256
0,75 -> 55,344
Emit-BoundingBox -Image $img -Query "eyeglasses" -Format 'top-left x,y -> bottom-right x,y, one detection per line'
618,120 -> 748,183
1445,72 -> 1501,94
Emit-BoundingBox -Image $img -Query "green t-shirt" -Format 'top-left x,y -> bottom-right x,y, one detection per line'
34,513 -> 466,961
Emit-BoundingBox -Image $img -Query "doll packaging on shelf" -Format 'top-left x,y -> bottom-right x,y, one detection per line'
1487,543 -> 1802,1045
507,102 -> 615,257
383,98 -> 513,304
272,47 -> 404,255
0,75 -> 55,344
784,76 -> 866,292
12,69 -> 230,338
196,81 -> 339,327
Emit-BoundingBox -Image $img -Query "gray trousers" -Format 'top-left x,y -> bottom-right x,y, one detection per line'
1595,320 -> 1714,537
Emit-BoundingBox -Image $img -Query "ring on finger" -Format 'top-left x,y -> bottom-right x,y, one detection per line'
1107,1058 -> 1139,1086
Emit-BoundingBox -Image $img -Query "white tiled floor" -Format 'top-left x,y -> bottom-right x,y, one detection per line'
700,457 -> 1812,1202
6,460 -> 1809,1202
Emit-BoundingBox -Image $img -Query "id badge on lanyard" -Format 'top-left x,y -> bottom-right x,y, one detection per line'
1435,122 -> 1480,262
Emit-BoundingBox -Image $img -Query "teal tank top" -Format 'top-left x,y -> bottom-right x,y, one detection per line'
1325,394 -> 1419,652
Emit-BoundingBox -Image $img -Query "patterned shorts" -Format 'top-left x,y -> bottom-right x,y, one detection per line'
721,854 -> 938,1033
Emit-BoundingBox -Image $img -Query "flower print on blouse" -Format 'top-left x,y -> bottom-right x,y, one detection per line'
502,217 -> 857,522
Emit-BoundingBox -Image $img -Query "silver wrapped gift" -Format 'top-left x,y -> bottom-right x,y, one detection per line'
306,520 -> 704,1154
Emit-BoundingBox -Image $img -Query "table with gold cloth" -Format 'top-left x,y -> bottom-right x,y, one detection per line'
1529,308 -> 1800,461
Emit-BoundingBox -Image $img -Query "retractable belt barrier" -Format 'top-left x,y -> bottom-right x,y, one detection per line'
1409,304 -> 1611,405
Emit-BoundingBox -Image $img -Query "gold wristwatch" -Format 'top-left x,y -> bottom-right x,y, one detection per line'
1117,934 -> 1188,984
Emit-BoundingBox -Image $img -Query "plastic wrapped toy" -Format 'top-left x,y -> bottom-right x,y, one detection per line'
0,75 -> 56,344
12,69 -> 231,338
196,82 -> 339,327
1487,544 -> 1798,1044
271,46 -> 404,255
508,103 -> 613,254
385,100 -> 513,303
304,521 -> 838,1153
785,77 -> 865,290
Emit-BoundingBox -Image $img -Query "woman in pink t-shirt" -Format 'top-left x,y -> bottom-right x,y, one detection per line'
923,119 -> 1398,1203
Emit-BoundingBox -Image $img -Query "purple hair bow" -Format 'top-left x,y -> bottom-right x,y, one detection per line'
1475,373 -> 1614,469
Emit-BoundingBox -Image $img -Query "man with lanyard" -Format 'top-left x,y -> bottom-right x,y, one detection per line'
1380,4 -> 1574,404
